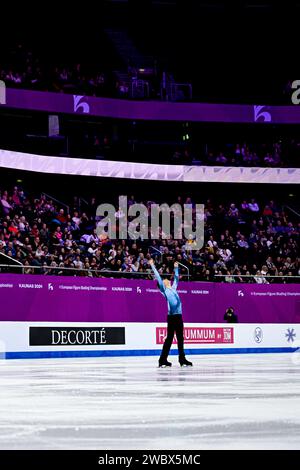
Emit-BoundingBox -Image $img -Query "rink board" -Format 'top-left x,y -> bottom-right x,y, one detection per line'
0,322 -> 298,359
0,275 -> 299,359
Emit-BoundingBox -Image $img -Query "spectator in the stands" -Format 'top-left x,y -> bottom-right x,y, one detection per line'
248,199 -> 260,213
1,194 -> 12,215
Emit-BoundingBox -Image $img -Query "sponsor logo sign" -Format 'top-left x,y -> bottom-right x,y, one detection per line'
29,327 -> 125,346
156,327 -> 234,344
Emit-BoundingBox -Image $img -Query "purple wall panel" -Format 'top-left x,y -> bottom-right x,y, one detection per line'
2,88 -> 300,123
0,274 -> 299,323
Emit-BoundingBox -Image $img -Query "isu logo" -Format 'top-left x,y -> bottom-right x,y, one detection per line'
48,283 -> 54,291
136,286 -> 142,294
254,327 -> 263,343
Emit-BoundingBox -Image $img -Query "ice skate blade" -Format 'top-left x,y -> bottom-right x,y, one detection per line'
158,364 -> 172,368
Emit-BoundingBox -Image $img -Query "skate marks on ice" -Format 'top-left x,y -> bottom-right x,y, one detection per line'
0,354 -> 299,449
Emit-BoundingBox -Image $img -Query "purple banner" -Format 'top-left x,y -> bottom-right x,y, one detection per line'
2,88 -> 300,123
0,274 -> 299,323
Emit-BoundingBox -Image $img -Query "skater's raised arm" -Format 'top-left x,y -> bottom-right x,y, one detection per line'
149,259 -> 165,293
172,262 -> 179,290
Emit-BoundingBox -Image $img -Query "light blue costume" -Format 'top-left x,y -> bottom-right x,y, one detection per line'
150,264 -> 182,315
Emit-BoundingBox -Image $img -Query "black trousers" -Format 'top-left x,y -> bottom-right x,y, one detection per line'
160,314 -> 185,361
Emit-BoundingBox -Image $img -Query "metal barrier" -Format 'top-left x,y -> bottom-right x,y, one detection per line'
41,192 -> 70,213
0,253 -> 24,274
0,264 -> 298,282
130,79 -> 150,99
0,264 -> 189,279
214,274 -> 300,283
149,246 -> 190,281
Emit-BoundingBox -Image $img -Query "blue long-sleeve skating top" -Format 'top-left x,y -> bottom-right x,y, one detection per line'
151,264 -> 182,315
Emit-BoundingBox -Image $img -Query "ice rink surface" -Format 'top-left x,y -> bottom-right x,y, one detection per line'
0,353 -> 300,450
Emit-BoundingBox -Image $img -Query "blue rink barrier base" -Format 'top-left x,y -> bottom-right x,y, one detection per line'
2,347 -> 298,360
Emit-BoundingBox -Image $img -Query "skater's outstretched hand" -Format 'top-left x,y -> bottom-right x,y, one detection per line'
174,262 -> 179,268
149,259 -> 154,266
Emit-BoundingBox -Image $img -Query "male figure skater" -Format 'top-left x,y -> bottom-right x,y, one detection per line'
149,259 -> 193,367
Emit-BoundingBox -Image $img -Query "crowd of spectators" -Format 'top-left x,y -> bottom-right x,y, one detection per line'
0,41 -> 294,104
0,53 -> 113,98
172,141 -> 297,167
0,185 -> 299,283
204,142 -> 283,167
0,43 -> 160,99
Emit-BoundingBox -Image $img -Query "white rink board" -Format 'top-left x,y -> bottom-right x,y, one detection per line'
0,322 -> 299,359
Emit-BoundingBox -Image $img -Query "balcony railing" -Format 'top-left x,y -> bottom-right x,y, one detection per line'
0,263 -> 189,279
0,264 -> 299,283
214,274 -> 300,284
